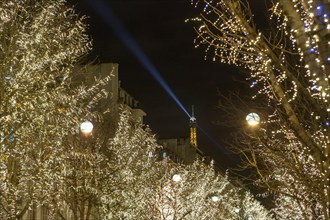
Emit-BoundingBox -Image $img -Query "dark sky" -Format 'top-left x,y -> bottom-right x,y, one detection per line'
69,0 -> 246,168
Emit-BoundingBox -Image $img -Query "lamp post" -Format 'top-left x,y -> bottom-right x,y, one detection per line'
246,113 -> 260,126
172,174 -> 181,182
80,121 -> 93,135
211,195 -> 220,202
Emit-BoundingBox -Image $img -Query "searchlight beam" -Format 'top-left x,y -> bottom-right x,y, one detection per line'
88,0 -> 191,118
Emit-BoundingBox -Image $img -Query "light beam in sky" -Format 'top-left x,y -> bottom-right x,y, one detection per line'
87,0 -> 229,155
88,0 -> 191,118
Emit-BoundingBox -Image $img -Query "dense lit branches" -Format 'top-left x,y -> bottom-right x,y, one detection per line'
190,0 -> 330,218
0,0 -> 272,219
0,0 -> 107,218
100,111 -> 271,220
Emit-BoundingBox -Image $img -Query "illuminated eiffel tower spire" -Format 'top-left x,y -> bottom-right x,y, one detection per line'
190,105 -> 197,147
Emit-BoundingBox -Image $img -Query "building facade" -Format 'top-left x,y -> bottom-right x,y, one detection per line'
86,62 -> 146,124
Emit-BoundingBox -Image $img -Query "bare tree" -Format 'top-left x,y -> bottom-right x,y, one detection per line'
189,0 -> 330,218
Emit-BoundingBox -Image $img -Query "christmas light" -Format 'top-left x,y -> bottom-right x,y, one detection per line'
189,0 -> 330,218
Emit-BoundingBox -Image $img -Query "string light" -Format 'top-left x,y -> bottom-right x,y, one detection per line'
189,0 -> 330,218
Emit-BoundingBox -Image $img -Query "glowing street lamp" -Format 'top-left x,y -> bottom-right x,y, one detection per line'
211,195 -> 220,202
246,113 -> 260,126
172,174 -> 181,182
80,121 -> 93,134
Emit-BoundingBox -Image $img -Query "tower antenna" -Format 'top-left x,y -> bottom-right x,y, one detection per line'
190,105 -> 197,147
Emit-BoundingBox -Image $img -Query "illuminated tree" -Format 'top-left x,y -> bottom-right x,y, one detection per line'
190,0 -> 330,218
55,133 -> 112,220
0,0 -> 109,219
98,110 -> 162,219
151,160 -> 271,220
96,111 -> 271,220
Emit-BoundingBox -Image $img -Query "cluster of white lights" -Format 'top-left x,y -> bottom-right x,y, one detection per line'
189,0 -> 330,217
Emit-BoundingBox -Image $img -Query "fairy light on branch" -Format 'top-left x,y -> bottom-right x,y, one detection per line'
189,0 -> 330,218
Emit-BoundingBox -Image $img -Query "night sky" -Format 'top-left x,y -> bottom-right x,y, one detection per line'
69,0 -> 247,168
